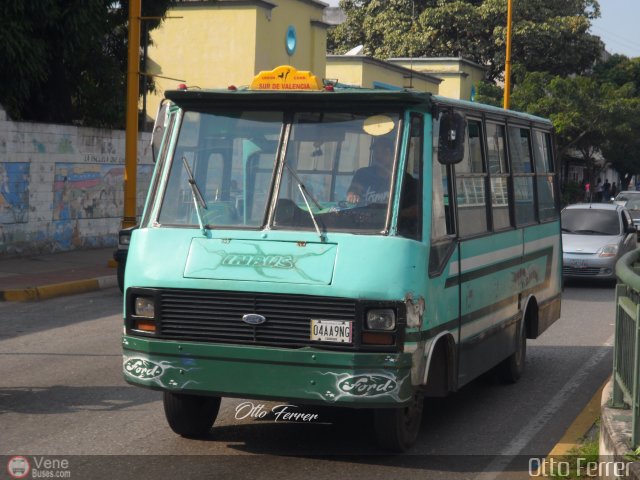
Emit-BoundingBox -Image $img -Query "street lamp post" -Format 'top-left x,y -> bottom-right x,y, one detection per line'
503,0 -> 513,110
123,0 -> 141,228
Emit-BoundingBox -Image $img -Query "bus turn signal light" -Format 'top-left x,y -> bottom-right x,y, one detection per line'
362,332 -> 394,345
134,319 -> 157,333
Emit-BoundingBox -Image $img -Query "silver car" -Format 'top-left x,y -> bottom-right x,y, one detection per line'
562,203 -> 637,280
613,191 -> 640,232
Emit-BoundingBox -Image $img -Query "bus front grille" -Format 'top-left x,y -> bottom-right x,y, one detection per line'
156,289 -> 358,348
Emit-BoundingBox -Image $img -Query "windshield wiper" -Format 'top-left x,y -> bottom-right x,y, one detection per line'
283,162 -> 322,210
297,184 -> 324,241
182,157 -> 208,234
561,227 -> 574,233
282,162 -> 325,241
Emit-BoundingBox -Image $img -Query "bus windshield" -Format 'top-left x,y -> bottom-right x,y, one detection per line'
157,109 -> 401,233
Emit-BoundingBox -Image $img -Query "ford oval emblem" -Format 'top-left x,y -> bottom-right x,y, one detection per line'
242,314 -> 267,325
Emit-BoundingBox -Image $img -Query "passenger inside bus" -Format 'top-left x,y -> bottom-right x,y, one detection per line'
346,136 -> 395,205
346,136 -> 419,235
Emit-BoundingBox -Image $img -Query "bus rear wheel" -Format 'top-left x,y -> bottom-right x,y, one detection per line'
374,390 -> 423,452
163,392 -> 221,438
496,318 -> 527,384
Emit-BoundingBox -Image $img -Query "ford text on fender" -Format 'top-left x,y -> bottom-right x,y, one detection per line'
122,65 -> 562,452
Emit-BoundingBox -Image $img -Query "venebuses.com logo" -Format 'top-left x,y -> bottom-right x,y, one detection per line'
7,456 -> 30,479
6,456 -> 71,478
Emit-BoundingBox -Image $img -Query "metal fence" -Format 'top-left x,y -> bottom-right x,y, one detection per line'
613,248 -> 640,448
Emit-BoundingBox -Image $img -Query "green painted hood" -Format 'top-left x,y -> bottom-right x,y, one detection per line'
183,237 -> 337,285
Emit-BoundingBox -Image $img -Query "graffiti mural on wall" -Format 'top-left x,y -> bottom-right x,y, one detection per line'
0,162 -> 30,224
53,163 -> 154,220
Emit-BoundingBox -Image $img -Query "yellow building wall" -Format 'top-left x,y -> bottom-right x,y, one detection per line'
255,0 -> 326,75
147,5 -> 259,117
390,59 -> 485,100
361,65 -> 438,94
326,59 -> 439,93
325,61 -> 363,86
147,1 -> 328,122
434,75 -> 463,99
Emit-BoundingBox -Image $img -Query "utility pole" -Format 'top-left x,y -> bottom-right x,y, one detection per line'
123,0 -> 141,228
503,0 -> 513,110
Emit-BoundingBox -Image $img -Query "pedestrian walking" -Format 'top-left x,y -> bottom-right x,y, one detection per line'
595,178 -> 603,202
603,178 -> 611,201
584,182 -> 591,202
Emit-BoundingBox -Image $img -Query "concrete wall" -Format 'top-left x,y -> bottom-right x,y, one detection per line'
0,108 -> 152,256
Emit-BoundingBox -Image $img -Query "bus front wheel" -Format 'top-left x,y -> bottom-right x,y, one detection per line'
116,261 -> 125,293
163,392 -> 221,438
374,390 -> 423,452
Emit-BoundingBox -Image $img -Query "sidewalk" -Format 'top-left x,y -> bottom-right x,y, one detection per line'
0,248 -> 118,301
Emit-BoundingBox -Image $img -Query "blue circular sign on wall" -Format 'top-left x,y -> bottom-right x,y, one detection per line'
285,25 -> 297,56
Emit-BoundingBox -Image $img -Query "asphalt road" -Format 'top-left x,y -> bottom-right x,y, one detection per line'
0,281 -> 615,479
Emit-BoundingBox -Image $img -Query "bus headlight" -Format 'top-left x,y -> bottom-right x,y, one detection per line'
366,309 -> 396,331
134,297 -> 155,318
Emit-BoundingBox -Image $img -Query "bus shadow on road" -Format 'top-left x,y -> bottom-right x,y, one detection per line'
0,384 -> 159,415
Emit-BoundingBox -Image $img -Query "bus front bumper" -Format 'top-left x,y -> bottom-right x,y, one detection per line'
122,335 -> 414,408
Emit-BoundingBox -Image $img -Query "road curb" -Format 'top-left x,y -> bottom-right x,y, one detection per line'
547,379 -> 607,458
599,379 -> 640,479
0,275 -> 117,302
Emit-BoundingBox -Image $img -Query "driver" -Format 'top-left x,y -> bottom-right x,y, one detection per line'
346,136 -> 395,204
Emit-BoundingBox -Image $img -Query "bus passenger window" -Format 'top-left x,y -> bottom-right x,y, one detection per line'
486,123 -> 511,230
533,130 -> 558,221
455,120 -> 488,237
509,127 -> 536,225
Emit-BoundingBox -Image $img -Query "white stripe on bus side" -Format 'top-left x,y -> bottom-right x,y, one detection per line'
447,235 -> 559,277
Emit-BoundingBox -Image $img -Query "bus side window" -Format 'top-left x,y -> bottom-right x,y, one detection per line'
398,113 -> 423,240
533,130 -> 558,221
509,126 -> 536,225
455,119 -> 488,237
486,122 -> 511,230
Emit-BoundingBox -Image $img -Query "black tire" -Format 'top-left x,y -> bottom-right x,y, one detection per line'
116,261 -> 125,293
374,390 -> 424,452
496,318 -> 527,384
163,392 -> 221,438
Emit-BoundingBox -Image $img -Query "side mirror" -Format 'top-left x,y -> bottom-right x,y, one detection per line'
438,111 -> 465,165
627,225 -> 637,234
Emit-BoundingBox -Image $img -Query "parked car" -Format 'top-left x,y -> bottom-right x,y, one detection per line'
113,226 -> 137,293
613,191 -> 640,232
562,203 -> 637,281
613,190 -> 640,205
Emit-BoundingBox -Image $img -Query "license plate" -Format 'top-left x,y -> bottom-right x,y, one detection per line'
569,259 -> 588,268
310,319 -> 352,343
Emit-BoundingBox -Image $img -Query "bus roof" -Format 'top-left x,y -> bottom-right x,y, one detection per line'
432,95 -> 553,126
164,87 -> 433,111
164,87 -> 551,127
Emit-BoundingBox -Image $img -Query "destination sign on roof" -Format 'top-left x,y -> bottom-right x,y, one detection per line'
250,65 -> 322,91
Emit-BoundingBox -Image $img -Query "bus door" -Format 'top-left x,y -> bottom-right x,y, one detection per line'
427,120 -> 461,390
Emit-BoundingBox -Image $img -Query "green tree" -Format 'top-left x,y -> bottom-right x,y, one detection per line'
510,71 -> 640,183
329,0 -> 602,81
0,0 -> 172,128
